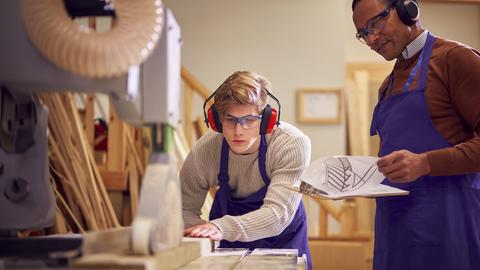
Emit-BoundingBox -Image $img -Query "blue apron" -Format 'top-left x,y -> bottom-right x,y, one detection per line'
370,33 -> 480,269
209,136 -> 312,270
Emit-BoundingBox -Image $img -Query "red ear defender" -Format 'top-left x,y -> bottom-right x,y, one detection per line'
266,108 -> 278,134
259,105 -> 278,135
206,105 -> 223,133
203,89 -> 224,133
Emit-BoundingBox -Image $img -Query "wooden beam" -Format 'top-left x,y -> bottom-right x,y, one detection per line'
193,117 -> 209,139
100,170 -> 128,191
74,238 -> 209,270
339,201 -> 356,238
81,227 -> 132,255
85,95 -> 95,149
183,84 -> 194,147
312,198 -> 341,221
107,100 -> 127,171
181,67 -> 212,100
134,128 -> 146,169
319,207 -> 328,238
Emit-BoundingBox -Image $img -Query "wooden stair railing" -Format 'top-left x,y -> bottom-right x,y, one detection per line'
311,198 -> 371,241
180,67 -> 213,148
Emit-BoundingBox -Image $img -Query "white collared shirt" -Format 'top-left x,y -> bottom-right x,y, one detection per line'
402,30 -> 429,59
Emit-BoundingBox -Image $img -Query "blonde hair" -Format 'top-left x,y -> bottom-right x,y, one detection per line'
214,71 -> 271,117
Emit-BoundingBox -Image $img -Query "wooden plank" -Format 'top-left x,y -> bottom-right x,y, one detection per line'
354,198 -> 374,237
48,151 -> 84,230
82,227 -> 132,255
312,198 -> 341,220
93,151 -> 107,165
193,117 -> 208,140
86,134 -> 121,228
100,170 -> 128,191
67,94 -> 108,229
141,127 -> 153,172
134,128 -> 146,169
339,201 -> 355,237
43,92 -> 120,229
318,207 -> 327,238
47,120 -> 98,230
181,67 -> 212,100
183,84 -> 193,148
51,178 -> 86,233
74,238 -> 208,270
126,129 -> 145,177
50,205 -> 69,234
85,94 -> 95,149
128,154 -> 139,218
52,94 -> 99,229
107,101 -> 127,171
108,191 -> 124,225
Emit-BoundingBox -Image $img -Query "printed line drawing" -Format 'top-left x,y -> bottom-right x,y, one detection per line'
322,157 -> 378,192
294,156 -> 409,199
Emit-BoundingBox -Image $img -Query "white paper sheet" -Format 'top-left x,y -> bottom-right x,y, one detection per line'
292,156 -> 408,199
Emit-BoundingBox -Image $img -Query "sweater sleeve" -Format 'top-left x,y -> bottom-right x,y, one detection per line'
427,46 -> 480,176
210,133 -> 311,242
180,143 -> 214,229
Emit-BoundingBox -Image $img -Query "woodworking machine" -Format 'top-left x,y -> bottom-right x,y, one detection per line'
0,0 -> 183,267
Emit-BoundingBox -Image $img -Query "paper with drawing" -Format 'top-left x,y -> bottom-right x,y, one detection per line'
291,156 -> 409,199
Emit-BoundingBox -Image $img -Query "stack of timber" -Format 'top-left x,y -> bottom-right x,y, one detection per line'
78,94 -> 148,226
39,92 -> 120,233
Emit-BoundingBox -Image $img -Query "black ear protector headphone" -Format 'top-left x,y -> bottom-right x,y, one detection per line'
203,88 -> 281,135
392,0 -> 420,26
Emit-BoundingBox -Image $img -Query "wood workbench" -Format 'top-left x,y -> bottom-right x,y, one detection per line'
73,238 -> 306,270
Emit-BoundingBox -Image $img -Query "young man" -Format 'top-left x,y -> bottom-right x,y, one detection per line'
180,71 -> 312,269
352,0 -> 480,269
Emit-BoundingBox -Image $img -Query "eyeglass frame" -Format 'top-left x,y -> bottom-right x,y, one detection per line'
222,114 -> 263,130
355,4 -> 393,44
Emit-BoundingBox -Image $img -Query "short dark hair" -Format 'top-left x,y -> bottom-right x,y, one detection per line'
352,0 -> 419,11
352,0 -> 390,11
351,0 -> 360,11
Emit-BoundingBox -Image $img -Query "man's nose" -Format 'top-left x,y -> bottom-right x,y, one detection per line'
366,33 -> 380,47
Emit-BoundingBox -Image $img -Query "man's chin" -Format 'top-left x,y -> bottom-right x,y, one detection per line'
375,42 -> 399,61
378,50 -> 397,61
382,54 -> 397,61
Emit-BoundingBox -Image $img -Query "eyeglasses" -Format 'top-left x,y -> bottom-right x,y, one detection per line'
355,5 -> 392,45
223,114 -> 262,130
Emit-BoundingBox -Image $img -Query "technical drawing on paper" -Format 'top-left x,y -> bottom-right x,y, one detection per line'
321,156 -> 378,192
296,156 -> 408,199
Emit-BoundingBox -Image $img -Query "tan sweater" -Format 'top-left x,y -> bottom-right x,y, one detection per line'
380,36 -> 480,176
180,122 -> 311,242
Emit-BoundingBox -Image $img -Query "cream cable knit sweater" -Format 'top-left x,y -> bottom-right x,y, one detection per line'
180,122 -> 311,242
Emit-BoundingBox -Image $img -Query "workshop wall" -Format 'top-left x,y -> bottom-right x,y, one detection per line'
164,0 -> 347,162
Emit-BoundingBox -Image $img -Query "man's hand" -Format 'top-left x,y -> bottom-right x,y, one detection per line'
184,222 -> 222,241
377,150 -> 431,183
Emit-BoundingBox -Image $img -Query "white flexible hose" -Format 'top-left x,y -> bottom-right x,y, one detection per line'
20,0 -> 164,78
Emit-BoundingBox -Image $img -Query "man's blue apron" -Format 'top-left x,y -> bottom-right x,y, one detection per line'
209,136 -> 312,270
370,33 -> 480,269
